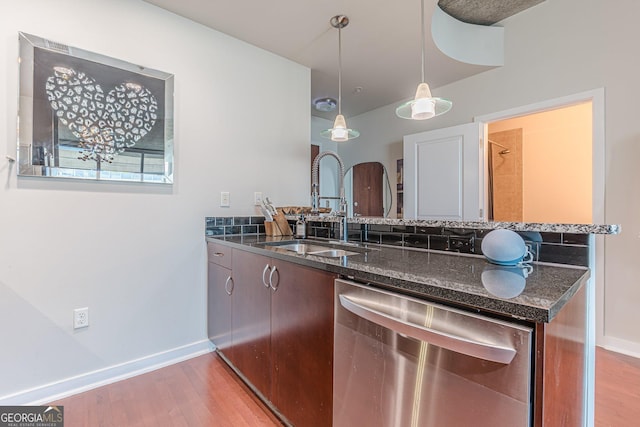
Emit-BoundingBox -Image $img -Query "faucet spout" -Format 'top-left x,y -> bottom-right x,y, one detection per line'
311,151 -> 349,241
311,150 -> 346,213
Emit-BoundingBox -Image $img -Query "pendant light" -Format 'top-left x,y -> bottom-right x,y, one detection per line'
321,15 -> 359,142
396,0 -> 452,120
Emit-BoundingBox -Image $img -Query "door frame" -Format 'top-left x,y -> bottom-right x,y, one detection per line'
474,88 -> 605,427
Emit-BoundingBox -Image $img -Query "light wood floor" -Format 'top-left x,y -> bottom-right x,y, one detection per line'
50,347 -> 639,426
595,347 -> 640,426
51,352 -> 282,426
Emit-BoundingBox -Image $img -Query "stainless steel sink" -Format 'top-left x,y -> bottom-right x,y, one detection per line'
276,243 -> 333,254
308,249 -> 359,258
260,240 -> 361,258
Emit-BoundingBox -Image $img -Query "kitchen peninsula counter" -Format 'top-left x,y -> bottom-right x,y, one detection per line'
206,234 -> 589,323
300,215 -> 620,235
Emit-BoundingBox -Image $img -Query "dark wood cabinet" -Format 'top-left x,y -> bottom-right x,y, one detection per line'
207,244 -> 336,426
270,259 -> 336,427
207,242 -> 233,355
230,249 -> 273,397
207,262 -> 233,352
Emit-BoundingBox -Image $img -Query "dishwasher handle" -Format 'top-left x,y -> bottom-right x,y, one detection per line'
339,294 -> 517,364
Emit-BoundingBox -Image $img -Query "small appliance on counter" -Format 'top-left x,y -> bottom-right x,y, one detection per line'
295,215 -> 306,239
481,229 -> 533,266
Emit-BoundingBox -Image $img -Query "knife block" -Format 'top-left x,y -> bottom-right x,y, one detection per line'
264,221 -> 279,236
265,210 -> 292,236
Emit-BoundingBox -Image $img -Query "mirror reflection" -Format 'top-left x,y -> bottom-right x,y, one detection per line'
344,162 -> 392,217
314,157 -> 393,218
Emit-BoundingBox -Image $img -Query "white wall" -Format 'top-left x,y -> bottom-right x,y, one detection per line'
343,0 -> 640,355
0,0 -> 310,400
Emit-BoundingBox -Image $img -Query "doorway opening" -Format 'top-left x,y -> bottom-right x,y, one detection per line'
475,89 -> 604,228
486,102 -> 593,223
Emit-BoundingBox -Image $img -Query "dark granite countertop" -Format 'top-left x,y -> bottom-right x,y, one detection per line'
206,235 -> 589,324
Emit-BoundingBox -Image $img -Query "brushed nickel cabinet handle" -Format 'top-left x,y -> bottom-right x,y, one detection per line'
212,252 -> 224,257
269,266 -> 279,291
262,264 -> 270,288
224,276 -> 234,296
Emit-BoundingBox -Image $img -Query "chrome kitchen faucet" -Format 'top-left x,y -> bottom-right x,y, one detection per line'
311,151 -> 349,242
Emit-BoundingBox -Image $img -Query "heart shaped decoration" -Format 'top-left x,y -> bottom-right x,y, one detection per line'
45,66 -> 158,163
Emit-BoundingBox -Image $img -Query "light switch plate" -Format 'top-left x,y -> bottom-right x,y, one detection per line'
220,191 -> 230,207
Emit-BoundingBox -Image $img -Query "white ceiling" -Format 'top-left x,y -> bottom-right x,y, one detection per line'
143,0 -> 543,119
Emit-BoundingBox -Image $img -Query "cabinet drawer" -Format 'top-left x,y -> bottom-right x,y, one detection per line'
207,242 -> 232,269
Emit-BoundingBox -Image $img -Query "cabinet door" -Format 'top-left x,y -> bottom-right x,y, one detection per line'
403,122 -> 483,220
207,262 -> 233,354
231,249 -> 272,399
270,260 -> 336,427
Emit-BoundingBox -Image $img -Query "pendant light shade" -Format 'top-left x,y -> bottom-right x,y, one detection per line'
320,114 -> 359,142
396,83 -> 452,120
322,15 -> 359,142
396,0 -> 452,120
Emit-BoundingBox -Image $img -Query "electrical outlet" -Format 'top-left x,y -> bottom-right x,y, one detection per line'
220,191 -> 230,207
74,307 -> 89,329
254,192 -> 263,206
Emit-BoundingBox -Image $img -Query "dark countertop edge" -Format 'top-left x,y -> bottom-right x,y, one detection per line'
297,216 -> 620,235
325,268 -> 589,324
206,236 -> 590,324
546,272 -> 590,320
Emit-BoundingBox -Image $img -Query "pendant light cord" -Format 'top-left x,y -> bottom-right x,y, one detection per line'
338,22 -> 343,115
323,15 -> 359,139
394,1 -> 452,119
420,0 -> 425,83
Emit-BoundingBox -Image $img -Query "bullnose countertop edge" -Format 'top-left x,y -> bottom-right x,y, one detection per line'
298,216 -> 620,235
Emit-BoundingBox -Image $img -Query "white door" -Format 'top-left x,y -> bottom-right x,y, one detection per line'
403,123 -> 483,221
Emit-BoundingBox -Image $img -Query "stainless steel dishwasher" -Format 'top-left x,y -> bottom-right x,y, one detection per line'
334,279 -> 533,427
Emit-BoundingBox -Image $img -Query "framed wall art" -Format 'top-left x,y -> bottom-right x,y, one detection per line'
17,32 -> 174,183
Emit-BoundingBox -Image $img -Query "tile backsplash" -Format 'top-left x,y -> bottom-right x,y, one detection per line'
206,216 -> 591,267
205,216 -> 265,237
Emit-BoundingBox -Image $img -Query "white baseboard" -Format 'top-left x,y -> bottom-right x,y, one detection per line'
599,336 -> 640,359
0,340 -> 214,406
